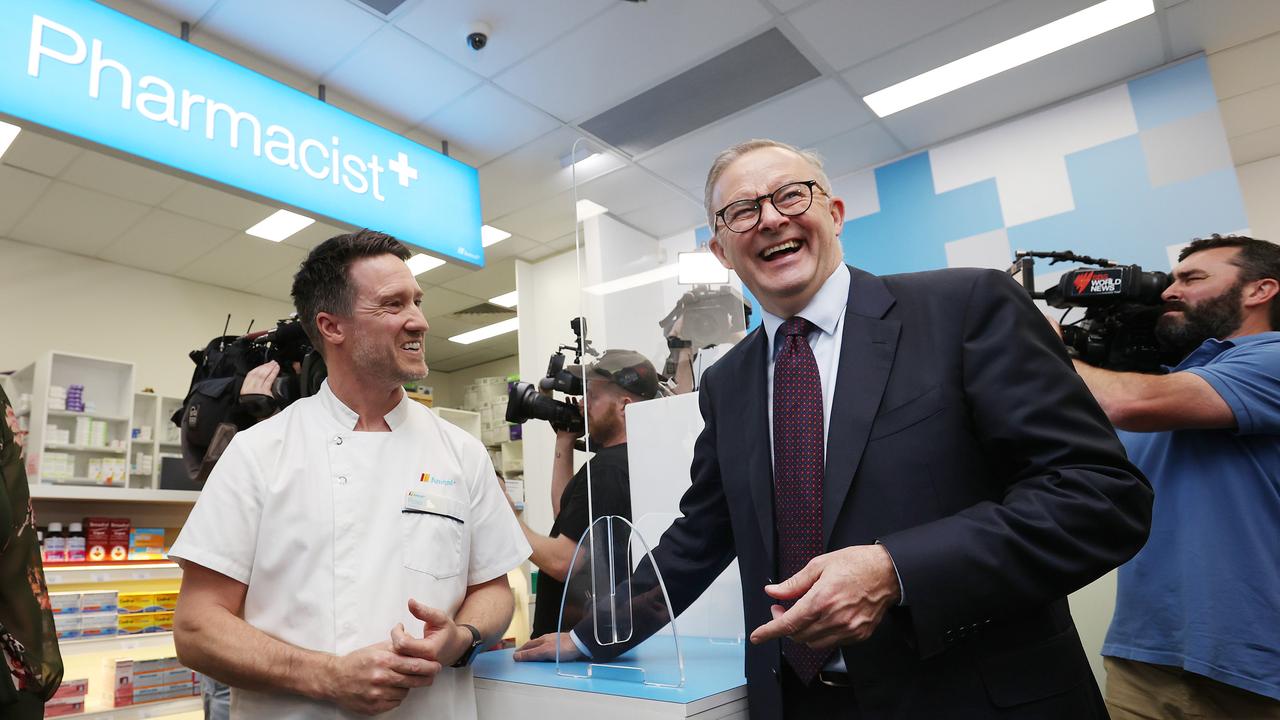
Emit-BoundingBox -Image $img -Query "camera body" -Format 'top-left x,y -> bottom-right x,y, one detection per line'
466,21 -> 490,51
505,318 -> 592,434
1010,251 -> 1173,372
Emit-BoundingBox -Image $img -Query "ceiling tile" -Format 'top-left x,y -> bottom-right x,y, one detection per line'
518,242 -> 561,262
128,0 -> 220,23
1219,83 -> 1280,139
1207,32 -> 1280,100
174,234 -> 307,290
423,285 -> 488,316
1228,125 -> 1280,166
638,78 -> 868,195
324,27 -> 482,127
766,0 -> 813,12
841,0 -> 1099,96
413,261 -> 473,286
394,0 -> 615,79
280,220 -> 351,253
2,130 -> 83,178
198,0 -> 384,79
425,314 -> 489,338
59,150 -> 183,206
480,234 -> 540,263
787,0 -> 1003,73
189,27 -> 318,91
808,121 -> 905,178
96,209 -> 238,274
478,126 -> 626,221
489,194 -> 577,243
0,165 -> 52,236
431,342 -> 519,373
577,166 -> 701,219
420,85 -> 561,167
440,257 -> 517,298
1166,0 -> 1280,56
871,18 -> 1165,150
618,202 -> 708,241
242,265 -> 299,303
493,0 -> 774,122
10,182 -> 149,255
161,181 -> 275,230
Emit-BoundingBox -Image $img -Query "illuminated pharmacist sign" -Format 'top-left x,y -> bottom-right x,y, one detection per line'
0,0 -> 484,266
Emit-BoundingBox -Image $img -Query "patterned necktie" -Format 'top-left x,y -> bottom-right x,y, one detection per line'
772,316 -> 829,683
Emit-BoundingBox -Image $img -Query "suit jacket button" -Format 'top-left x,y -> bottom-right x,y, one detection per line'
772,668 -> 779,682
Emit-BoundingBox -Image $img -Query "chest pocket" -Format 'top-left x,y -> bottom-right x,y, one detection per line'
401,492 -> 467,579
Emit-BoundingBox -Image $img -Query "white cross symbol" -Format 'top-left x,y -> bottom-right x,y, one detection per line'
388,152 -> 418,188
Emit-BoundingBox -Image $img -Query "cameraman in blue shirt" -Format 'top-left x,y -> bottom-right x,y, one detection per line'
1057,234 -> 1280,719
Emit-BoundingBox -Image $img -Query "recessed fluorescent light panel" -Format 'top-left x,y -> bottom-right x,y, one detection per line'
0,121 -> 20,159
406,253 -> 446,276
678,251 -> 730,285
481,225 -> 512,247
489,290 -> 518,308
863,0 -> 1155,117
449,317 -> 519,345
576,199 -> 608,221
246,209 -> 315,242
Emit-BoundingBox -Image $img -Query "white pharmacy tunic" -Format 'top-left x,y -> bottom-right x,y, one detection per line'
170,380 -> 531,720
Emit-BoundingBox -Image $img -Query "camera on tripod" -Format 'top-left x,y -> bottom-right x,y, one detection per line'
658,285 -> 750,350
505,317 -> 596,434
1009,250 -> 1173,372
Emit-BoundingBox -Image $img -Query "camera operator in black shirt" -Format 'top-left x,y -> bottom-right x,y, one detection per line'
515,350 -> 661,638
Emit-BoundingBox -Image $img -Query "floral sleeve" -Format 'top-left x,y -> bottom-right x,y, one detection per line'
0,384 -> 63,705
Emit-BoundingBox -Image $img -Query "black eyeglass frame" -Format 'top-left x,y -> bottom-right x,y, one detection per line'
714,179 -> 828,233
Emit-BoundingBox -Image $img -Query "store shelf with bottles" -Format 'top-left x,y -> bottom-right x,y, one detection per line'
49,554 -> 194,719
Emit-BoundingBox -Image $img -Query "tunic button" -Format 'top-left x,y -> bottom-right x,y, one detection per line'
337,476 -> 348,485
334,436 -> 343,445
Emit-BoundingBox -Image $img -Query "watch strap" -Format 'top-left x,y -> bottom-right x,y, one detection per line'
451,623 -> 483,668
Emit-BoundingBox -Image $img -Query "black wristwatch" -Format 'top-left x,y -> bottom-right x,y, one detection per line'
451,624 -> 483,668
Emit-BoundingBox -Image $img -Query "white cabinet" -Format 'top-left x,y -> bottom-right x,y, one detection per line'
129,392 -> 184,490
9,351 -> 135,487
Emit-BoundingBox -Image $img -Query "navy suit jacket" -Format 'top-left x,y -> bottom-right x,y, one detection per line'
578,266 -> 1152,719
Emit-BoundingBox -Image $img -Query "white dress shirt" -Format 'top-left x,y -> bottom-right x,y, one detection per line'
170,380 -> 530,720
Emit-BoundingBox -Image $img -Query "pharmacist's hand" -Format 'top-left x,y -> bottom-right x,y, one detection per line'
513,632 -> 581,662
328,640 -> 438,716
241,361 -> 280,397
391,599 -> 470,668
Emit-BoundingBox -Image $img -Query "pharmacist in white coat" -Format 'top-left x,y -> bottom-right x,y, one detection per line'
170,230 -> 530,720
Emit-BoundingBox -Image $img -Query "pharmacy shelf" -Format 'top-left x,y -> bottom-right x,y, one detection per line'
75,696 -> 201,719
49,409 -> 131,423
59,631 -> 176,657
45,562 -> 181,586
29,485 -> 199,503
47,444 -> 129,455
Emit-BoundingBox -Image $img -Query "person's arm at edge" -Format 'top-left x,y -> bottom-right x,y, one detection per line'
1070,360 -> 1234,432
550,431 -> 576,517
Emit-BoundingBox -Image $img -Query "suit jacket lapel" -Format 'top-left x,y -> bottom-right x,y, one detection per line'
735,327 -> 776,572
823,266 -> 900,547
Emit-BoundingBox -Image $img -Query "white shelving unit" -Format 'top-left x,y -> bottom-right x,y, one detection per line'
59,631 -> 178,657
73,697 -> 202,719
9,351 -> 136,487
44,562 -> 182,587
433,406 -> 482,441
130,392 -> 185,490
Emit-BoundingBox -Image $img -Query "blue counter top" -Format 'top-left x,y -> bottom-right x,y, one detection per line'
473,636 -> 746,704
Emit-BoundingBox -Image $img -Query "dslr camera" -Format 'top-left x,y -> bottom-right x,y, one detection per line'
1009,250 -> 1173,372
505,318 -> 595,434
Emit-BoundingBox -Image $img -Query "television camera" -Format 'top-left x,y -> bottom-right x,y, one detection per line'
1009,250 -> 1173,373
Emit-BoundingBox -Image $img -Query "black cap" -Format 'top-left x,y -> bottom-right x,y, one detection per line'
568,349 -> 662,400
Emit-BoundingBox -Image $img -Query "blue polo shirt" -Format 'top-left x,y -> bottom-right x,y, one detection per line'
1103,331 -> 1280,700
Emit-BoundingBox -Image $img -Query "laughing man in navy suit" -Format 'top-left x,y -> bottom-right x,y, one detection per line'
516,139 -> 1152,719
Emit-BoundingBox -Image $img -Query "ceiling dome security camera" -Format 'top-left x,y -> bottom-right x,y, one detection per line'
467,21 -> 490,51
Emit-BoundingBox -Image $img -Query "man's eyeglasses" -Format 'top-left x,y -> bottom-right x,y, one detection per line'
714,180 -> 827,233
